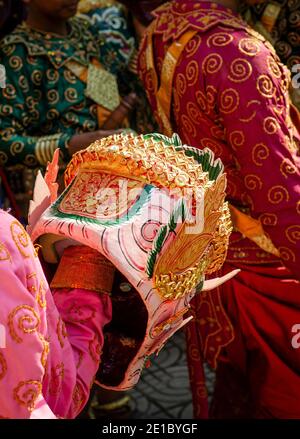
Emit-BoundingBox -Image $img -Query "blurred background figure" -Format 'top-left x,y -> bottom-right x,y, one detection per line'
0,0 -> 155,220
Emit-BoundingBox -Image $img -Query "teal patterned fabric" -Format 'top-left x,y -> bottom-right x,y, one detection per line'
0,5 -> 135,168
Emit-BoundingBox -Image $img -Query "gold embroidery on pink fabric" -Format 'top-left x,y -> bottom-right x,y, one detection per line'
244,174 -> 263,191
256,74 -> 275,98
36,279 -> 47,308
10,221 -> 30,258
49,362 -> 65,396
202,53 -> 223,75
259,213 -> 278,226
0,242 -> 11,262
0,352 -> 7,381
8,305 -> 40,343
38,333 -> 49,369
263,116 -> 280,135
252,143 -> 270,166
279,246 -> 296,262
280,158 -> 297,179
89,334 -> 101,364
207,32 -> 233,47
56,317 -> 67,349
285,225 -> 300,245
239,99 -> 261,123
268,185 -> 290,204
26,272 -> 37,295
13,380 -> 42,412
228,58 -> 252,83
219,88 -> 239,114
238,37 -> 261,56
72,382 -> 85,411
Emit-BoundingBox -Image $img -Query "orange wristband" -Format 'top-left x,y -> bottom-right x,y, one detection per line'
50,246 -> 115,294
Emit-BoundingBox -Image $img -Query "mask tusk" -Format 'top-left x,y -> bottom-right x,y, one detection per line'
202,269 -> 240,291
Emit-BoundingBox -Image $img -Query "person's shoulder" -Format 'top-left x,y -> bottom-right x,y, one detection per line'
0,23 -> 38,61
202,22 -> 281,70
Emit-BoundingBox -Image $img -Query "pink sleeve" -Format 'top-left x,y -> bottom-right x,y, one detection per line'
0,211 -> 111,418
203,37 -> 300,278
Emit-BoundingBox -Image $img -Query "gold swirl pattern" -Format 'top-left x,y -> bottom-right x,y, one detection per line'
46,69 -> 59,83
257,75 -> 275,98
82,120 -> 96,131
49,363 -> 65,396
64,69 -> 77,84
229,130 -> 245,150
286,225 -> 300,244
219,88 -> 239,114
9,56 -> 22,71
13,380 -> 42,412
0,104 -> 13,116
3,84 -> 16,100
64,87 -> 78,103
18,75 -> 29,92
238,38 -> 261,56
280,158 -> 297,179
176,73 -> 187,97
145,71 -> 155,93
206,85 -> 217,109
8,305 -> 40,343
36,279 -> 47,308
31,70 -> 42,86
0,152 -> 8,165
267,55 -> 281,79
2,44 -> 16,57
185,34 -> 202,58
279,246 -> 296,262
228,58 -> 252,83
47,89 -> 59,105
202,53 -> 223,75
56,317 -> 67,349
0,242 -> 11,262
2,127 -> 14,141
252,143 -> 270,167
24,154 -> 38,167
10,221 -> 30,258
186,60 -> 199,86
89,334 -> 101,363
38,333 -> 49,369
259,213 -> 278,226
210,125 -> 225,140
47,109 -> 60,120
65,303 -> 96,323
187,101 -> 203,124
0,353 -> 7,381
268,185 -> 290,204
195,90 -> 207,112
263,116 -> 280,135
244,174 -> 263,190
72,382 -> 85,412
207,32 -> 233,47
181,114 -> 197,138
10,141 -> 25,157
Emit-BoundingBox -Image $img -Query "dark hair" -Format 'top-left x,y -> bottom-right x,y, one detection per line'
118,0 -> 168,26
0,0 -> 27,39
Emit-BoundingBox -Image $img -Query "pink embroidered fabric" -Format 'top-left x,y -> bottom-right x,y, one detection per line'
0,210 -> 112,419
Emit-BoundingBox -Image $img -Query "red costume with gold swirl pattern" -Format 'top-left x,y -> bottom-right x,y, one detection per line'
138,0 -> 300,418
